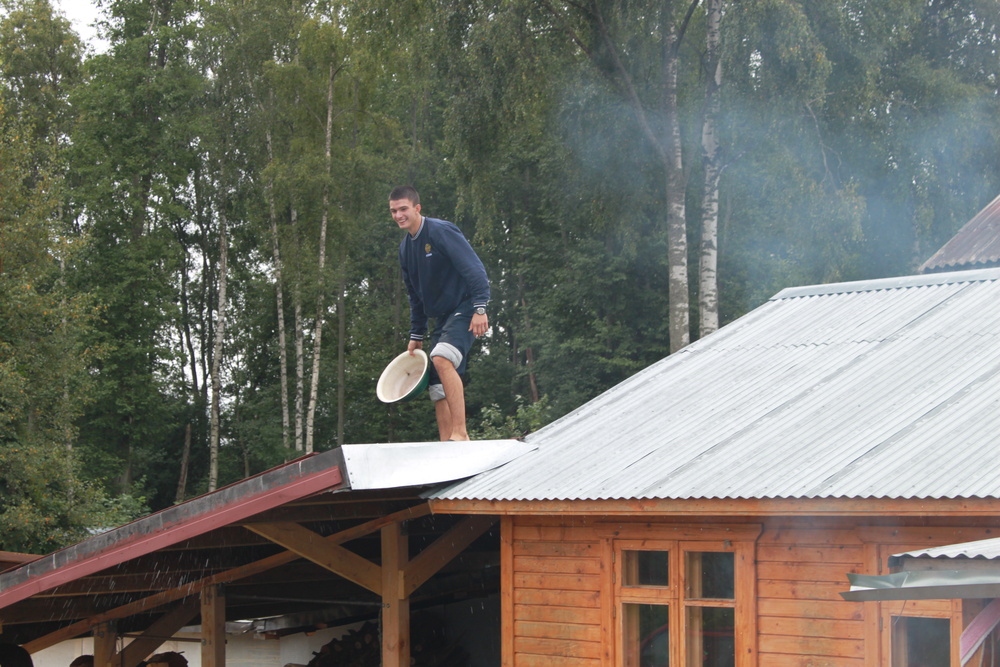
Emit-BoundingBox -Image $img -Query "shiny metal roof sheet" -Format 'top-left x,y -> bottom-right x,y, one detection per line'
921,193 -> 1000,272
893,538 -> 1000,563
432,267 -> 1000,502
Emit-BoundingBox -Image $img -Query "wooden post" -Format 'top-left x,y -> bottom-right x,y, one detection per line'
501,516 -> 515,667
93,622 -> 116,667
381,522 -> 410,667
200,586 -> 226,667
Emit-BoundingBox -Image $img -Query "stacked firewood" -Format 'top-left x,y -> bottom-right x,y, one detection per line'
306,615 -> 468,667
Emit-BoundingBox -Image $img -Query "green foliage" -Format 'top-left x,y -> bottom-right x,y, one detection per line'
0,0 -> 82,140
472,395 -> 553,441
0,440 -> 147,553
0,58 -> 146,551
64,0 -> 210,505
2,0 -> 1000,543
716,0 -> 1000,317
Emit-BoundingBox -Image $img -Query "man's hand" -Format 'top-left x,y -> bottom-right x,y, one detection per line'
408,339 -> 423,354
470,313 -> 489,337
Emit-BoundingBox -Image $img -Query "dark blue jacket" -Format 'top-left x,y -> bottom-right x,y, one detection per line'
399,217 -> 490,341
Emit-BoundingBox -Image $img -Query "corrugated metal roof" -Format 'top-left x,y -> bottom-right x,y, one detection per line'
432,267 -> 1000,502
921,193 -> 1000,272
893,537 -> 1000,562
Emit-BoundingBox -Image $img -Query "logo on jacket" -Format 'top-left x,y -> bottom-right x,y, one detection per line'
425,243 -> 433,256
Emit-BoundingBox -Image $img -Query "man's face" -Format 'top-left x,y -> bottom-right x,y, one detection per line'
389,197 -> 421,236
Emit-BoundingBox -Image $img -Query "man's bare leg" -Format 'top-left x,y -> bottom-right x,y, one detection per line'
433,356 -> 468,440
434,398 -> 451,441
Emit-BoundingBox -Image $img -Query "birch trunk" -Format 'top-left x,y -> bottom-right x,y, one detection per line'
336,266 -> 346,446
304,62 -> 335,453
293,205 -> 304,452
266,130 -> 291,454
208,204 -> 229,491
578,0 -> 693,354
663,21 -> 690,353
699,0 -> 722,338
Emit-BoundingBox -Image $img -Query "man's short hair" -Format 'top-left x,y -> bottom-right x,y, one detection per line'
389,185 -> 420,205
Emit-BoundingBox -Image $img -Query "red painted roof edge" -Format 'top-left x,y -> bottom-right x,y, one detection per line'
0,449 -> 346,611
921,193 -> 1000,271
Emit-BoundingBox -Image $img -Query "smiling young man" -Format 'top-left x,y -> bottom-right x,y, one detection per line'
389,185 -> 490,441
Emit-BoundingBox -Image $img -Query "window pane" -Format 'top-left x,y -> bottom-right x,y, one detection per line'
624,603 -> 670,667
686,607 -> 734,667
625,550 -> 670,587
686,552 -> 734,599
891,617 -> 950,667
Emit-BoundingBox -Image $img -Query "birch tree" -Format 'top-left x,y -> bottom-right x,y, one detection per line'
536,0 -> 701,352
266,130 -> 292,453
698,0 -> 722,337
304,60 -> 337,453
208,205 -> 228,490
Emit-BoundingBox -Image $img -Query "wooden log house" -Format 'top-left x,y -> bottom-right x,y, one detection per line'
428,266 -> 1000,667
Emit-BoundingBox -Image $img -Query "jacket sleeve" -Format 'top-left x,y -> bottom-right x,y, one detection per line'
399,245 -> 428,341
438,223 -> 491,309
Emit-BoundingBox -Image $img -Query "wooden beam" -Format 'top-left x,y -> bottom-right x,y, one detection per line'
403,516 -> 497,597
42,572 -> 205,597
92,622 -> 115,667
284,502 -> 431,544
500,516 -> 514,667
429,496 -> 1000,516
24,550 -> 289,655
200,586 -> 226,667
246,523 -> 382,595
381,522 -> 409,667
23,504 -> 430,654
960,598 -> 1000,665
241,500 -> 422,525
114,598 -> 200,667
0,552 -> 38,566
0,597 -> 101,624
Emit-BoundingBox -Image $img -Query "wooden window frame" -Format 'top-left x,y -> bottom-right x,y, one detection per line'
859,539 -> 965,667
607,528 -> 758,667
880,602 -> 961,667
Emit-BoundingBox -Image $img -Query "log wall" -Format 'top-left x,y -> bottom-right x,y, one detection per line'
504,516 -> 1000,667
506,520 -> 606,667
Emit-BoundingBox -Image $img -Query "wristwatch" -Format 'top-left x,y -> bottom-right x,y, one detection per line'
474,307 -> 487,316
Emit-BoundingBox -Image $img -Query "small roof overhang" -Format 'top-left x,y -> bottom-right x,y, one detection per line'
842,570 -> 1000,601
841,536 -> 1000,602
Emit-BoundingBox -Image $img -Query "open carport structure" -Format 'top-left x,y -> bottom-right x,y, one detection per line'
0,440 -> 532,667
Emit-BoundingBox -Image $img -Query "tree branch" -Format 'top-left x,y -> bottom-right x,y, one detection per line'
589,1 -> 669,164
674,0 -> 702,58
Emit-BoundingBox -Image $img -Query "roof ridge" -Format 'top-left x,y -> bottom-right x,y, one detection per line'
771,267 -> 1000,301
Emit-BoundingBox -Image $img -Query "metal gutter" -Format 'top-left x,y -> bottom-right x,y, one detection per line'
841,570 -> 1000,601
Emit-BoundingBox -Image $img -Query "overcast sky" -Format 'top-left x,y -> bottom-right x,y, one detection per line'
55,0 -> 107,52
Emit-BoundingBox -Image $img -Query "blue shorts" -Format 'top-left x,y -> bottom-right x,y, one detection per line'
427,300 -> 475,401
